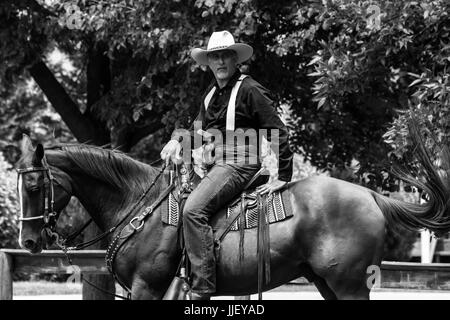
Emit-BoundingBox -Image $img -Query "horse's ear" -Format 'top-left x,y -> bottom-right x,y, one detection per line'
33,143 -> 45,165
20,134 -> 34,154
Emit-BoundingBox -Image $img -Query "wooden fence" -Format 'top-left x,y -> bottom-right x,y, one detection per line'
0,249 -> 107,300
1,249 -> 450,300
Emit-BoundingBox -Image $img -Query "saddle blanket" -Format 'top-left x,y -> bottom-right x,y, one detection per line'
161,190 -> 293,231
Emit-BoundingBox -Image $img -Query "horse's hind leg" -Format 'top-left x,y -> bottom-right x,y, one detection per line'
323,259 -> 372,300
330,280 -> 370,300
300,263 -> 337,300
309,244 -> 374,300
313,276 -> 337,300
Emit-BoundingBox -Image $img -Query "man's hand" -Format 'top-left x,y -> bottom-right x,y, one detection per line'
256,178 -> 288,196
160,139 -> 182,166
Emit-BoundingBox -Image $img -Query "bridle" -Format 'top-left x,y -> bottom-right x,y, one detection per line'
17,156 -> 95,251
16,157 -> 60,239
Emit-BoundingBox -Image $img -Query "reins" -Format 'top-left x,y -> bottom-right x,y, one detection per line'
54,162 -> 169,300
57,158 -> 165,251
58,162 -> 167,252
18,155 -> 169,300
61,218 -> 93,247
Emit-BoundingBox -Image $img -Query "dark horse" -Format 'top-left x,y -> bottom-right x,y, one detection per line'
16,123 -> 450,300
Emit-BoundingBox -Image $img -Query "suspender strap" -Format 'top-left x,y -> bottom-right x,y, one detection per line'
226,74 -> 247,131
204,87 -> 216,111
203,74 -> 248,131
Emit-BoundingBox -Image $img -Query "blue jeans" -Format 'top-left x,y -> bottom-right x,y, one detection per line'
182,162 -> 260,294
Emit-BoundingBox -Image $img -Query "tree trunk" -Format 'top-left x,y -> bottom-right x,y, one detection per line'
86,41 -> 110,117
80,40 -> 116,300
28,59 -> 110,145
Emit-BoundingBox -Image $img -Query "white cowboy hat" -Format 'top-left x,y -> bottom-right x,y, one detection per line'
191,30 -> 253,66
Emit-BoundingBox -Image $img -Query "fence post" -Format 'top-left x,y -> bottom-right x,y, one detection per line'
0,251 -> 13,300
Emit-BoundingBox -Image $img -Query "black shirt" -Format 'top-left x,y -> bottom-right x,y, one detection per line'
173,70 -> 293,182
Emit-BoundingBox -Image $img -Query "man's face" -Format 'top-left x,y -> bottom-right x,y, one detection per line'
207,49 -> 238,83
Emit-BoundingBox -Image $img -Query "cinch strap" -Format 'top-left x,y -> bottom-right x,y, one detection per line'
204,74 -> 248,131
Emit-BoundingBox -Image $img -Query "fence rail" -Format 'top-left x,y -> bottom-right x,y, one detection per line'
0,249 -> 107,300
1,249 -> 450,300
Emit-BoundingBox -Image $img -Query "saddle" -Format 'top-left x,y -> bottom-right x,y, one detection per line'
160,164 -> 293,299
160,166 -> 292,235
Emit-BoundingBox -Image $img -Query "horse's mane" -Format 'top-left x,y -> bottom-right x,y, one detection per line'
46,143 -> 159,193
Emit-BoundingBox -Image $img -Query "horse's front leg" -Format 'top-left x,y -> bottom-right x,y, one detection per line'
131,276 -> 164,300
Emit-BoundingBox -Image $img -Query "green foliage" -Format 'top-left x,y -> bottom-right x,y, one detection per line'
2,0 -> 447,169
0,152 -> 19,248
286,0 -> 449,174
0,1 -> 49,90
0,73 -> 75,164
384,71 -> 450,159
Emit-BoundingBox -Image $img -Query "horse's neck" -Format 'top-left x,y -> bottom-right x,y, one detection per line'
71,175 -> 126,230
47,148 -> 158,231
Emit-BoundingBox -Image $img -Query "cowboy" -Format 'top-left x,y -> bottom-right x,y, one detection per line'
160,30 -> 293,300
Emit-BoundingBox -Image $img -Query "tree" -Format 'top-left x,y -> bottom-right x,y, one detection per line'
262,0 -> 449,174
1,0 -> 447,170
383,71 -> 450,160
0,73 -> 75,164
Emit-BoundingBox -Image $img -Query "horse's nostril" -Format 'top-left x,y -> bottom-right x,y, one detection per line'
24,239 -> 35,249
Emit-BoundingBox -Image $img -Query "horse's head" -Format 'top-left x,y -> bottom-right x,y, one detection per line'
16,135 -> 73,253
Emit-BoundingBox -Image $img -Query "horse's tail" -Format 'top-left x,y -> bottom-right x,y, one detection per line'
371,120 -> 450,236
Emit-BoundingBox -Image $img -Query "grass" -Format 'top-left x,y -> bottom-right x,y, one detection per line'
13,280 -> 316,297
14,281 -> 82,296
13,281 -> 126,296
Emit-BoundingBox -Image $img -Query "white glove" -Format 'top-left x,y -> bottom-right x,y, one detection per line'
160,139 -> 182,165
